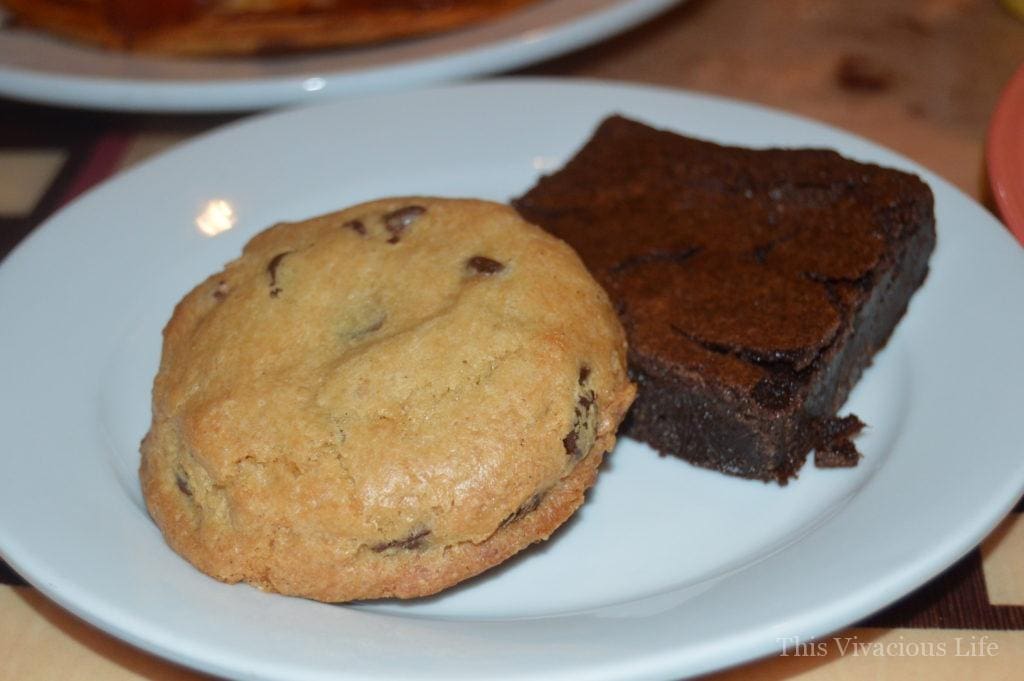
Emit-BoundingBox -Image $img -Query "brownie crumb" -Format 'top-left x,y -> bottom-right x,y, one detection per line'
819,413 -> 865,442
814,414 -> 865,467
815,439 -> 861,467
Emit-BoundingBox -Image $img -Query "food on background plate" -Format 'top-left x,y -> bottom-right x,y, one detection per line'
0,0 -> 542,56
140,197 -> 635,602
515,115 -> 936,483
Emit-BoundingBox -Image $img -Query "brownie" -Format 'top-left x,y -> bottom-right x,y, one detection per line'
513,116 -> 936,483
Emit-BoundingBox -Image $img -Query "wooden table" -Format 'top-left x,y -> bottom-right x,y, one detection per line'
2,0 -> 1023,678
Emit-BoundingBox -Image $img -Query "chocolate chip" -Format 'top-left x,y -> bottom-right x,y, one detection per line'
383,205 -> 425,244
175,472 -> 192,497
500,491 -> 546,527
563,387 -> 598,459
213,280 -> 229,300
343,219 -> 366,236
267,251 -> 291,298
578,365 -> 591,384
818,414 -> 865,443
466,256 -> 505,274
563,431 -> 581,459
372,527 -> 431,552
815,439 -> 860,467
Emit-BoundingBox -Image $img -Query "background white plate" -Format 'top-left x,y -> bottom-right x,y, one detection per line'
0,0 -> 680,112
1,79 -> 1023,680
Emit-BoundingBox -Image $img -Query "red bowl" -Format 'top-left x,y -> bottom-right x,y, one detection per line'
987,63 -> 1024,246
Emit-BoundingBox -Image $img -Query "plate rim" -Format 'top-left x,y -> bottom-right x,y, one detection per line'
0,0 -> 682,112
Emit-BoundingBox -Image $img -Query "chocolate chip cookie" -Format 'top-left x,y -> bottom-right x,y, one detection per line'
140,197 -> 635,602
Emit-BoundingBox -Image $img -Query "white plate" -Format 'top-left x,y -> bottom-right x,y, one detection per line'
0,0 -> 680,112
2,79 -> 1023,681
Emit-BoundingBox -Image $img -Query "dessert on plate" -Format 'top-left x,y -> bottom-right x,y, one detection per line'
140,197 -> 635,602
515,115 -> 936,483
